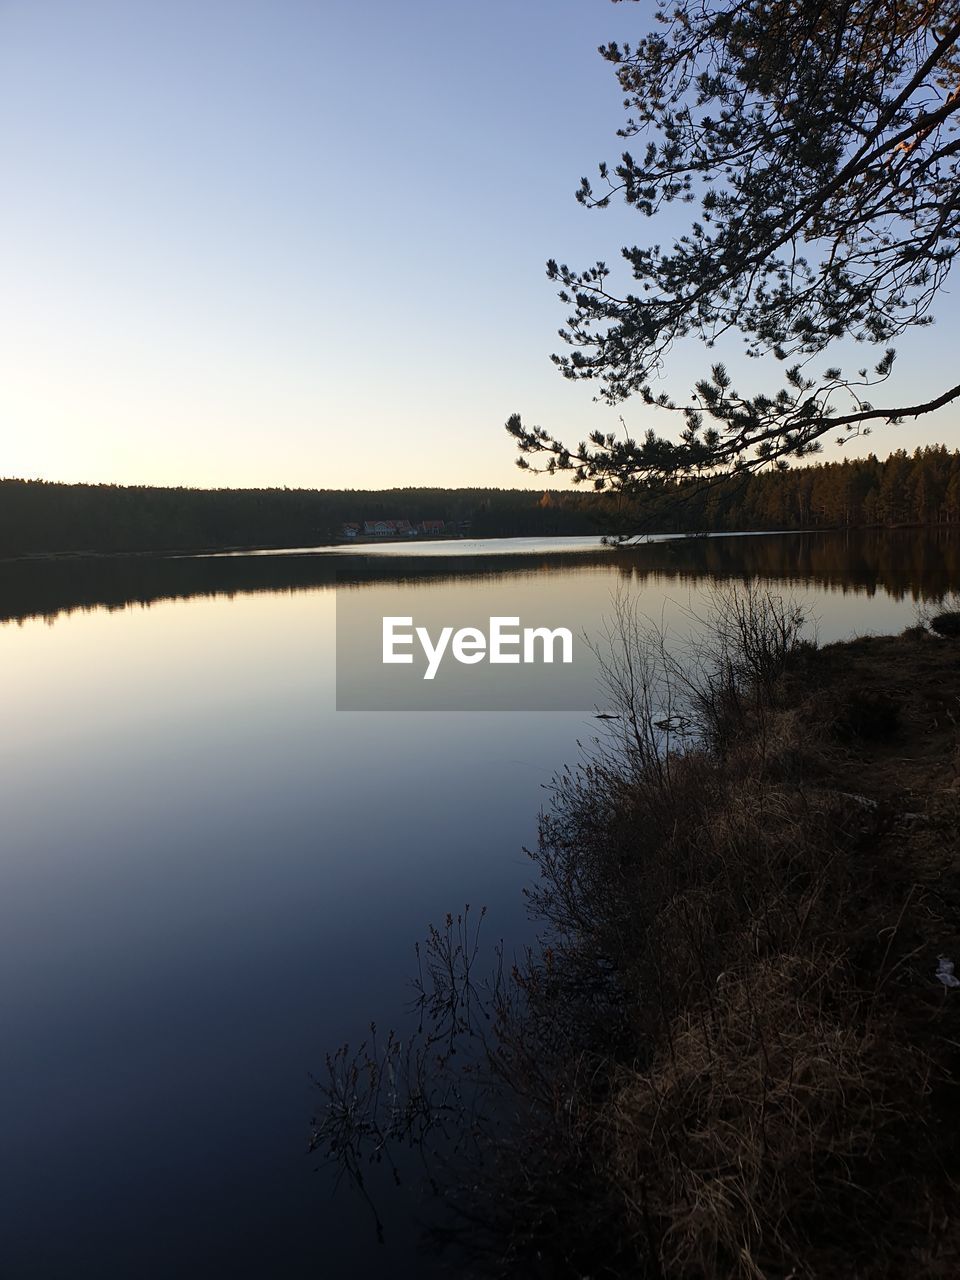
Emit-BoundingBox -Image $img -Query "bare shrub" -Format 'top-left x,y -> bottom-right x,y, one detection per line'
675,583 -> 810,752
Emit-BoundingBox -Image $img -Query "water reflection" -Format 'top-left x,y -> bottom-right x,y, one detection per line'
2,528 -> 960,627
0,529 -> 958,1278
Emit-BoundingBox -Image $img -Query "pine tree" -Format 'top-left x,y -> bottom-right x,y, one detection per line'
508,1 -> 960,502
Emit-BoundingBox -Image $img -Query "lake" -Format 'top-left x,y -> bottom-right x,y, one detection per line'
1,528 -> 958,1278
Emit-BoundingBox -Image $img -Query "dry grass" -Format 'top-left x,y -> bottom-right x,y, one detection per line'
498,599 -> 960,1277
609,955 -> 927,1279
313,593 -> 960,1277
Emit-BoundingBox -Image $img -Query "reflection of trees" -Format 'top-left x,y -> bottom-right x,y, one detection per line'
2,529 -> 958,626
0,551 -> 606,626
613,529 -> 960,601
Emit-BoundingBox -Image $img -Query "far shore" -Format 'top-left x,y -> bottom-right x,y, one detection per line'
1,521 -> 955,565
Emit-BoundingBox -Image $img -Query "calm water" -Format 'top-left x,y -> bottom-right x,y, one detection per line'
1,529 -> 958,1278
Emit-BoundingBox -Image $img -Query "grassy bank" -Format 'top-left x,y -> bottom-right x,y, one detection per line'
315,599 -> 960,1277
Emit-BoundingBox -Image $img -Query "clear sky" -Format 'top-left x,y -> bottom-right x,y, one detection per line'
1,0 -> 957,490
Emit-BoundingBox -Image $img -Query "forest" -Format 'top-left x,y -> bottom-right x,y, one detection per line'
658,443 -> 960,532
0,445 -> 956,556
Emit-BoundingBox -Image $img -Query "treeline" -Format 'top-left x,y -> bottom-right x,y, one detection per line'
661,445 -> 960,533
0,482 -> 600,555
0,446 -> 956,555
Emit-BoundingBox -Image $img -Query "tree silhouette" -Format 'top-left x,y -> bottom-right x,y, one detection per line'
508,0 -> 960,494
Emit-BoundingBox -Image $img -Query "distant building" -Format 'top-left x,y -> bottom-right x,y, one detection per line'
419,519 -> 445,535
341,522 -> 360,538
362,518 -> 415,537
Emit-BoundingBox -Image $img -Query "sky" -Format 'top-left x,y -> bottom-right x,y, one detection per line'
1,0 -> 957,491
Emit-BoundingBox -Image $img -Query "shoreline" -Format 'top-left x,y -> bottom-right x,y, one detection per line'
315,609 -> 960,1275
2,520 -> 959,565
